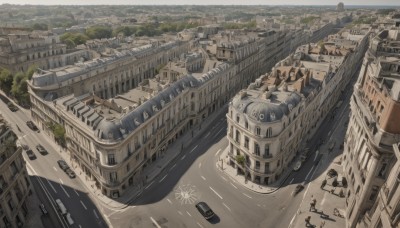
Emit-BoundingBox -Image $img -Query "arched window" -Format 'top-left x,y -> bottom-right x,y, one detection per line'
256,127 -> 260,135
266,128 -> 272,138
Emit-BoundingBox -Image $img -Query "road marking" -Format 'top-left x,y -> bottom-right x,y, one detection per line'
80,200 -> 87,210
204,132 -> 210,138
170,164 -> 177,171
177,211 -> 183,215
186,211 -> 192,217
150,217 -> 161,228
223,202 -> 232,212
289,178 -> 294,184
190,145 -> 198,153
60,184 -> 70,198
242,193 -> 252,199
201,176 -> 206,180
46,179 -> 57,193
314,151 -> 319,161
230,183 -> 238,189
181,155 -> 186,160
215,128 -> 223,135
305,166 -> 315,181
74,189 -> 80,196
215,149 -> 221,157
209,186 -> 223,199
221,176 -> 227,181
145,181 -> 154,190
53,166 -> 58,172
199,162 -> 202,168
197,222 -> 204,228
289,214 -> 296,228
167,199 -> 172,204
159,174 -> 168,183
59,178 -> 64,184
79,225 -> 82,228
93,210 -> 99,219
310,163 -> 319,180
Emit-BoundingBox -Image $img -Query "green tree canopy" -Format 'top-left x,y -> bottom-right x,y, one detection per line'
86,25 -> 113,39
60,32 -> 89,46
32,23 -> 48,31
0,68 -> 14,94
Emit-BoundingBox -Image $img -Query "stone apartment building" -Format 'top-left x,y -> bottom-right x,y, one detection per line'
342,29 -> 400,228
226,27 -> 369,185
0,115 -> 31,228
0,32 -> 90,73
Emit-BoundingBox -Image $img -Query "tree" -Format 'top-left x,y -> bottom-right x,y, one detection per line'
46,121 -> 66,146
60,32 -> 88,46
0,68 -> 14,94
235,154 -> 245,166
32,23 -> 48,31
86,26 -> 113,39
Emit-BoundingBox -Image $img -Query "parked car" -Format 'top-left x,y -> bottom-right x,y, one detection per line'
293,160 -> 302,171
195,202 -> 215,220
293,184 -> 304,196
26,121 -> 39,132
36,144 -> 48,155
65,213 -> 74,225
55,199 -> 67,215
57,160 -> 69,171
26,150 -> 37,160
39,203 -> 48,215
300,148 -> 310,162
65,169 -> 76,178
7,102 -> 19,112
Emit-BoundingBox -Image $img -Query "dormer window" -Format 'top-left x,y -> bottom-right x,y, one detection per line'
143,111 -> 149,120
288,104 -> 293,112
152,105 -> 159,112
270,112 -> 276,121
134,118 -> 140,125
160,100 -> 165,107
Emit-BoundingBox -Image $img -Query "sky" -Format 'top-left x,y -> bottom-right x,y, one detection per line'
0,0 -> 399,5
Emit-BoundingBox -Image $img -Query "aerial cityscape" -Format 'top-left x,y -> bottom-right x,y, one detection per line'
0,1 -> 399,228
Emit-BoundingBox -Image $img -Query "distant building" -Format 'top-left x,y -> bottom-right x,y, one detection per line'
337,2 -> 345,12
0,114 -> 31,228
343,29 -> 400,228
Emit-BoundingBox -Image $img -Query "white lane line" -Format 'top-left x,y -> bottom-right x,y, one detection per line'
190,145 -> 198,153
209,186 -> 223,199
230,183 -> 238,189
310,163 -> 319,180
201,176 -> 206,181
181,155 -> 186,160
170,164 -> 177,171
46,179 -> 57,193
197,222 -> 204,228
167,199 -> 172,204
178,211 -> 183,215
159,174 -> 168,183
215,149 -> 221,157
60,184 -> 70,198
199,162 -> 202,168
314,150 -> 319,161
186,211 -> 192,217
221,176 -> 227,181
53,166 -> 58,172
305,166 -> 315,181
289,178 -> 294,184
74,189 -> 80,196
204,132 -> 210,138
289,214 -> 296,227
79,225 -> 82,228
59,178 -> 64,184
215,128 -> 223,135
223,202 -> 232,212
150,217 -> 161,228
80,200 -> 87,210
145,181 -> 154,190
242,193 -> 252,199
93,210 -> 99,219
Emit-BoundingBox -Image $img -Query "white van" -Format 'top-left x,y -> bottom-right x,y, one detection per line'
55,199 -> 67,215
65,213 -> 74,225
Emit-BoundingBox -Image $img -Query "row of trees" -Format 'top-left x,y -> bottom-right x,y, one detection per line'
222,21 -> 257,30
0,66 -> 35,106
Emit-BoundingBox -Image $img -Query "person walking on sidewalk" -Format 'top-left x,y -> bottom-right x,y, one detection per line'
305,216 -> 311,226
309,198 -> 317,211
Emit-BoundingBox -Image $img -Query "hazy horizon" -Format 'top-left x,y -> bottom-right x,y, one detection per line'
1,0 -> 399,6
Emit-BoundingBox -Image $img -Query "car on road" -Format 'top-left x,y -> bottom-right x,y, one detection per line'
195,202 -> 215,220
57,160 -> 69,171
65,213 -> 74,225
26,149 -> 37,160
293,184 -> 304,196
300,148 -> 310,162
36,144 -> 48,155
26,121 -> 39,132
55,199 -> 67,215
39,203 -> 48,215
65,168 -> 76,178
293,160 -> 302,171
7,102 -> 19,112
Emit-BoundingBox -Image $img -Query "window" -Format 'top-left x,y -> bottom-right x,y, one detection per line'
244,137 -> 249,149
254,143 -> 260,156
256,127 -> 261,136
110,172 -> 118,183
245,121 -> 248,129
266,128 -> 272,138
126,163 -> 130,172
235,130 -> 240,143
378,163 -> 388,178
369,186 -> 379,201
265,144 -> 270,156
255,161 -> 260,170
265,163 -> 269,173
236,115 -> 240,123
108,154 -> 116,165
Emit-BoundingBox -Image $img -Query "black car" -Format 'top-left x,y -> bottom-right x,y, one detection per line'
26,150 -> 37,160
57,160 -> 69,171
39,203 -> 48,215
65,168 -> 76,178
195,202 -> 215,220
26,121 -> 39,132
7,102 -> 19,112
293,184 -> 304,196
36,144 -> 48,155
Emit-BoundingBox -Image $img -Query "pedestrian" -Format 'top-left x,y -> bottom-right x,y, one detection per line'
305,216 -> 311,225
320,221 -> 325,228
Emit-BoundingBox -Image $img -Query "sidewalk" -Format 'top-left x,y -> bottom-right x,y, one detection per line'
24,188 -> 45,228
217,147 -> 292,194
57,104 -> 229,210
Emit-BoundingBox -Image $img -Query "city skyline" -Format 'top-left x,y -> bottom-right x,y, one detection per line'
1,0 -> 400,5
